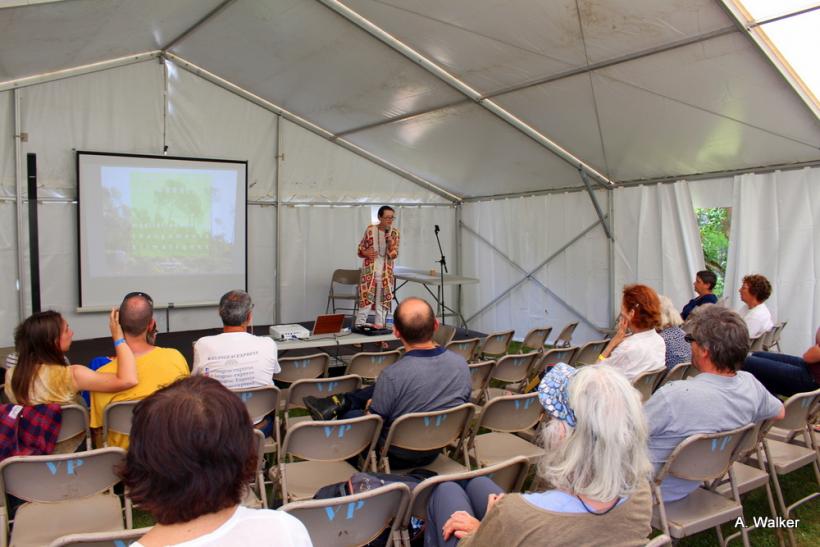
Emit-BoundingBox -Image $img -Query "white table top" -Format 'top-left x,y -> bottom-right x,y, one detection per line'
274,331 -> 397,351
394,266 -> 479,286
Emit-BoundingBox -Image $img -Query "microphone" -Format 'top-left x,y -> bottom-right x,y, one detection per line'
434,224 -> 440,234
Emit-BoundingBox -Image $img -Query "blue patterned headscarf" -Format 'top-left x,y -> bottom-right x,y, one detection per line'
537,362 -> 578,427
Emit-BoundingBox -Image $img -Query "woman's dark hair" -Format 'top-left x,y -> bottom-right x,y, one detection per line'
377,205 -> 395,219
12,311 -> 67,405
696,270 -> 717,291
622,284 -> 661,330
743,274 -> 772,303
120,376 -> 257,524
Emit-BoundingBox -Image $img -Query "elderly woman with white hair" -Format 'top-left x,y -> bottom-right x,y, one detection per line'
658,295 -> 691,369
424,364 -> 653,547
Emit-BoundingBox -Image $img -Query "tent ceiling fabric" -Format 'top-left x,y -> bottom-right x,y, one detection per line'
1,0 -> 818,199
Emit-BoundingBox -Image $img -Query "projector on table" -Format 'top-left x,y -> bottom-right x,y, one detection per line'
270,324 -> 311,340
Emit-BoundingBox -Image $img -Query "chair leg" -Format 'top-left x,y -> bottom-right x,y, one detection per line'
716,523 -> 726,546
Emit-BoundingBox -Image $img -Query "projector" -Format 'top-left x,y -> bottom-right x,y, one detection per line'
270,324 -> 311,340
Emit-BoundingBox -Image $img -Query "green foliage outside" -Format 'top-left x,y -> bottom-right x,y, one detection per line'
696,208 -> 731,297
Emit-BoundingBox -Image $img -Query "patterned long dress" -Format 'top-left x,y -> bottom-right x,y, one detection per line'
357,224 -> 400,314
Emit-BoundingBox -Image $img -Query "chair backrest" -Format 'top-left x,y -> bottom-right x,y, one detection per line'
402,456 -> 529,529
749,335 -> 766,352
48,527 -> 153,547
232,385 -> 281,424
381,404 -> 476,456
553,322 -> 579,347
468,361 -> 495,393
490,352 -> 540,385
281,482 -> 411,547
475,393 -> 542,434
572,339 -> 609,366
631,369 -> 666,403
285,375 -> 363,426
521,327 -> 551,353
60,404 -> 92,450
480,330 -> 514,357
767,321 -> 787,351
0,447 -> 126,503
276,353 -> 330,383
762,388 -> 820,435
101,400 -> 139,445
657,362 -> 690,389
331,269 -> 361,287
281,415 -> 382,464
655,423 -> 755,483
345,350 -> 402,381
445,338 -> 481,362
539,346 -> 578,370
432,324 -> 457,348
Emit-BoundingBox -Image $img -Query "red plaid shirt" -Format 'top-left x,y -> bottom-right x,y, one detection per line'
0,403 -> 62,462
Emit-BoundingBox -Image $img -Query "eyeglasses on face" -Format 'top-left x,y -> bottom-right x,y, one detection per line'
684,333 -> 696,344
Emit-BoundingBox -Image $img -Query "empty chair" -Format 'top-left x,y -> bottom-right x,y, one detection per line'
764,321 -> 787,352
243,430 -> 269,509
48,527 -> 152,547
101,400 -> 139,448
275,353 -> 331,384
273,415 -> 382,503
379,403 -> 477,474
432,324 -> 456,348
484,352 -> 540,400
632,369 -> 666,403
0,448 -> 128,547
469,392 -> 544,467
445,338 -> 481,363
523,346 -> 578,393
284,375 -> 362,430
478,330 -> 514,360
58,403 -> 92,453
749,335 -> 766,352
651,424 -> 755,546
345,350 -> 401,382
571,339 -> 609,367
232,385 -> 281,458
281,482 -> 411,547
325,269 -> 360,317
521,326 -> 552,354
552,321 -> 579,347
467,361 -> 495,404
654,362 -> 691,391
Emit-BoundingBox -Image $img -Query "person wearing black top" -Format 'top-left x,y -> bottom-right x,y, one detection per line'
681,270 -> 718,320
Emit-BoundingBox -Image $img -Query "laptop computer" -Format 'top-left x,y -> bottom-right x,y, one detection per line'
312,313 -> 346,336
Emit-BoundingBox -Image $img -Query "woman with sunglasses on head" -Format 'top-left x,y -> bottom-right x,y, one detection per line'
5,309 -> 137,406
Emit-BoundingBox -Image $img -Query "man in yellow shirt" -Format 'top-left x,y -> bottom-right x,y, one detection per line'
90,292 -> 189,448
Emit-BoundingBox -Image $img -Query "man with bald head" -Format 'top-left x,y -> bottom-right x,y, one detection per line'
90,292 -> 189,448
305,297 -> 471,468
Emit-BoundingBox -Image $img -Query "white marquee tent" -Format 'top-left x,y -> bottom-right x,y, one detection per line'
1,0 -> 818,354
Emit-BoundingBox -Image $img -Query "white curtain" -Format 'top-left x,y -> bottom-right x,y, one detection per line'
725,167 -> 820,354
614,181 -> 704,312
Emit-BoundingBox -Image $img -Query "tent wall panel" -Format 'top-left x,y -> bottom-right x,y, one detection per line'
0,91 -> 13,194
0,203 -> 20,347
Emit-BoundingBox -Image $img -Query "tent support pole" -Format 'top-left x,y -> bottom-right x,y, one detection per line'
13,90 -> 26,320
274,115 -> 282,324
580,169 -> 612,240
608,189 -> 616,326
454,203 -> 463,322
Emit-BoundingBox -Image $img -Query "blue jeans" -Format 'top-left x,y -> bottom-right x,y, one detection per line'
424,477 -> 503,547
743,352 -> 818,397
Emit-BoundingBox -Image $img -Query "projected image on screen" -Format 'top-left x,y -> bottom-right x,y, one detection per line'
79,152 -> 247,309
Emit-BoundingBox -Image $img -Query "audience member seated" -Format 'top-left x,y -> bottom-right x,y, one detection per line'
121,376 -> 311,546
192,290 -> 279,388
424,363 -> 652,546
680,269 -> 718,320
743,326 -> 820,397
645,305 -> 784,502
598,284 -> 665,381
5,309 -> 136,406
738,273 -> 774,339
303,297 -> 471,469
657,295 -> 691,369
90,292 -> 189,448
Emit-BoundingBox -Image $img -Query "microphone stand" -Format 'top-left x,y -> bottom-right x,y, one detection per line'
434,226 -> 448,324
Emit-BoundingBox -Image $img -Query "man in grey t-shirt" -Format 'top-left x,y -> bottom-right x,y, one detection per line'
645,305 -> 784,502
304,297 -> 471,468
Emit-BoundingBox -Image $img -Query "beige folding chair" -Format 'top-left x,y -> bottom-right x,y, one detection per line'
467,361 -> 495,404
345,350 -> 401,383
276,353 -> 331,383
749,335 -> 766,352
326,268 -> 360,317
552,321 -> 579,348
242,430 -> 269,509
445,338 -> 481,363
521,326 -> 552,354
469,392 -> 543,467
432,324 -> 456,348
379,403 -> 477,474
232,385 -> 281,459
571,339 -> 609,367
281,482 -> 411,547
273,415 -> 382,503
48,527 -> 152,547
484,351 -> 540,400
756,389 -> 820,547
284,375 -> 362,430
58,404 -> 92,453
644,535 -> 672,547
765,321 -> 787,352
477,330 -> 514,360
0,448 -> 128,547
522,346 -> 578,394
398,456 -> 530,546
101,400 -> 139,448
632,369 -> 666,403
651,424 -> 755,547
655,363 -> 691,391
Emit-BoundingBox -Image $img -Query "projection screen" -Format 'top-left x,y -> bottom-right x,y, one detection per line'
77,151 -> 247,310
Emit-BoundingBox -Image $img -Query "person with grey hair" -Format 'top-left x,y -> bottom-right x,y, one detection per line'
657,295 -> 691,369
645,305 -> 784,502
192,290 -> 279,391
424,364 -> 653,546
